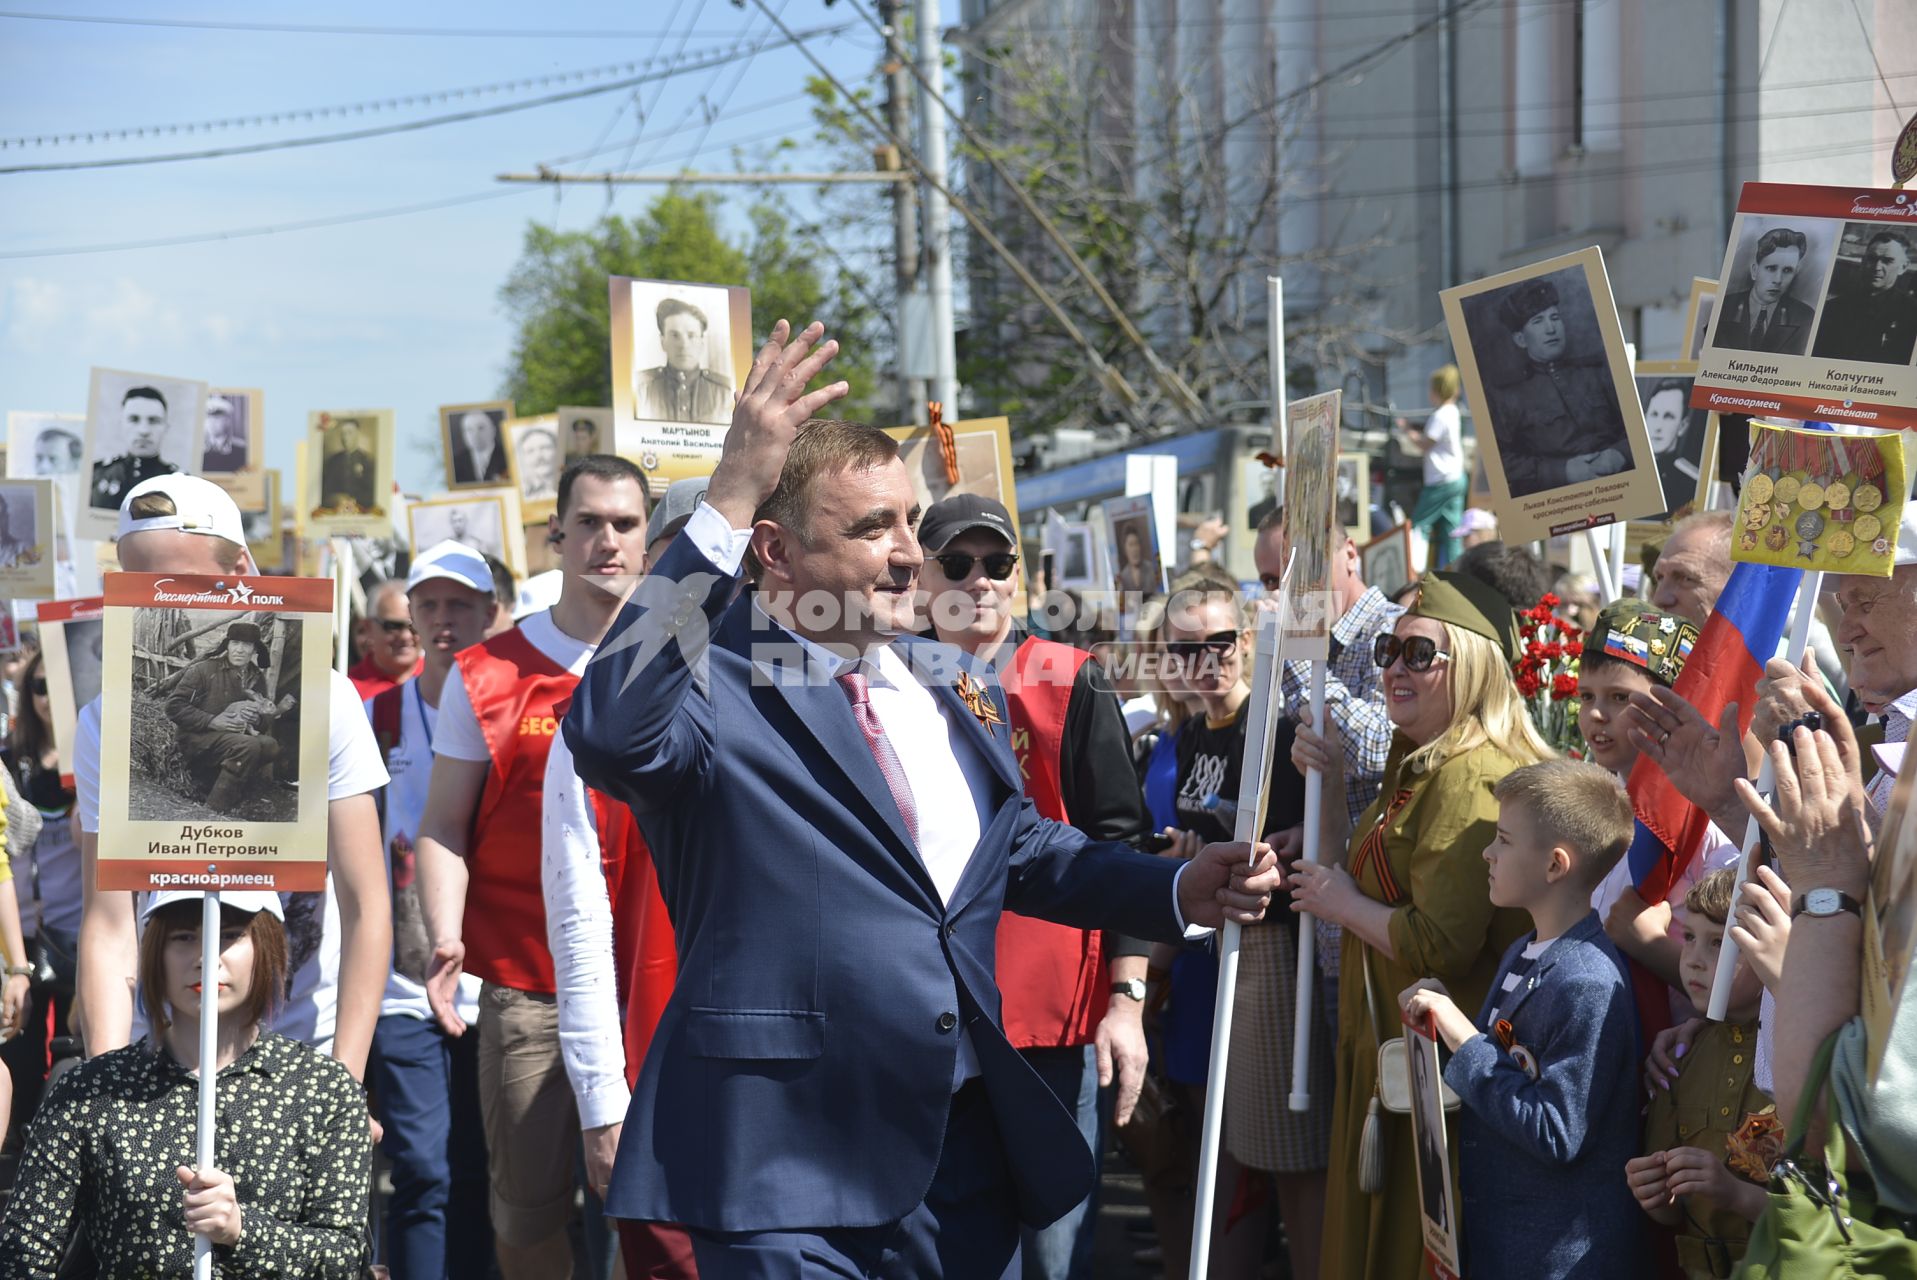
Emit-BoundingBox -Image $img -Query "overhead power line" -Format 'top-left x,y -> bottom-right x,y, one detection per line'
0,21 -> 860,176
0,54 -> 747,151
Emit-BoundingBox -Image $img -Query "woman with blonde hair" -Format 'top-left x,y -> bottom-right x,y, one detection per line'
1399,364 -> 1467,569
1289,571 -> 1551,1279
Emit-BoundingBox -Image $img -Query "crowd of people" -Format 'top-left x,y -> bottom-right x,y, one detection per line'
0,321 -> 1906,1280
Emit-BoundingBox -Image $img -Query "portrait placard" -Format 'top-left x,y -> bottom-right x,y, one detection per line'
505,414 -> 562,522
243,469 -> 284,571
96,573 -> 334,893
884,416 -> 1021,529
1681,276 -> 1719,362
1405,1011 -> 1462,1280
304,409 -> 394,538
1360,521 -> 1416,597
36,595 -> 103,786
80,367 -> 209,540
407,488 -> 526,578
558,406 -> 615,468
1441,247 -> 1662,544
1280,390 -> 1342,659
608,277 -> 753,486
0,479 -> 57,599
7,413 -> 101,602
1335,451 -> 1368,545
1634,361 -> 1714,518
1730,422 -> 1906,575
1048,518 -> 1097,591
1100,494 -> 1165,599
1694,183 -> 1917,427
439,400 -> 516,491
202,387 -> 266,509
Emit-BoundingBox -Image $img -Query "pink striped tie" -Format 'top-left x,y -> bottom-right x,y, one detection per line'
838,669 -> 919,843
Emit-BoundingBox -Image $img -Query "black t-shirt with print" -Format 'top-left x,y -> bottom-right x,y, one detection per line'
1172,707 -> 1306,847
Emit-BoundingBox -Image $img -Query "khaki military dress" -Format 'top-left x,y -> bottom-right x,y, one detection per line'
1643,1018 -> 1773,1278
1321,734 -> 1533,1280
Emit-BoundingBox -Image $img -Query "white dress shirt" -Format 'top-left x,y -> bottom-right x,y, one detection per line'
543,728 -> 632,1130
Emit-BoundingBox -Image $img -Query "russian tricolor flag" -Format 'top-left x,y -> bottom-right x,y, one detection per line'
1622,558 -> 1803,903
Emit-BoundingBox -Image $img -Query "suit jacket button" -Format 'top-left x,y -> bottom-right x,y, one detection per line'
940,921 -> 954,939
936,1011 -> 959,1033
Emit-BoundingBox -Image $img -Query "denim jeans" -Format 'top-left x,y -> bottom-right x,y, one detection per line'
1018,1044 -> 1101,1280
369,1012 -> 494,1279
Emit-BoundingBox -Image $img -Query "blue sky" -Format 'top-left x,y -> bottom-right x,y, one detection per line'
0,2 -> 885,497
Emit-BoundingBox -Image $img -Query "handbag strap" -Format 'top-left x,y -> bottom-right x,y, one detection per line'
1358,940 -> 1390,1048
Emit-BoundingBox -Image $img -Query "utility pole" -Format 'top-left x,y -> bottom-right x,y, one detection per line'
915,0 -> 960,417
878,0 -> 928,425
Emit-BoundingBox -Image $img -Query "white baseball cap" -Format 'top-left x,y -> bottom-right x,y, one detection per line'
116,474 -> 247,548
406,540 -> 495,596
514,568 -> 563,620
141,888 -> 285,923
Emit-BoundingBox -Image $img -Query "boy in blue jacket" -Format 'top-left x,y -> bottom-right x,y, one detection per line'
1401,759 -> 1648,1279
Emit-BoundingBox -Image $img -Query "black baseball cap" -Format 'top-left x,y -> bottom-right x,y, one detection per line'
917,493 -> 1016,552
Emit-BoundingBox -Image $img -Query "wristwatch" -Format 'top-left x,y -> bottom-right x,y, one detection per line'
1111,978 -> 1147,1003
1791,888 -> 1864,920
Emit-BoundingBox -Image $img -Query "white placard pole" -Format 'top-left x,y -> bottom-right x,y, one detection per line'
1706,569 -> 1823,1020
1268,277 -> 1288,462
1583,527 -> 1619,604
1188,605 -> 1287,1278
1288,660 -> 1328,1112
193,889 -> 219,1280
331,537 -> 352,675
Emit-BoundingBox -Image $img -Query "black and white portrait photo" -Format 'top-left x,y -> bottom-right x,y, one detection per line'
628,284 -> 736,426
561,406 -> 614,467
1457,265 -> 1632,499
1360,523 -> 1414,597
1408,1024 -> 1456,1257
315,415 -> 380,514
82,367 -> 207,524
65,617 -> 104,714
1634,366 -> 1710,517
508,416 -> 561,513
127,610 -> 299,822
22,418 -> 83,478
0,484 -> 37,569
1811,223 -> 1917,366
202,391 -> 252,473
441,402 -> 513,488
409,495 -> 511,569
1708,218 -> 1837,358
1683,277 -> 1718,362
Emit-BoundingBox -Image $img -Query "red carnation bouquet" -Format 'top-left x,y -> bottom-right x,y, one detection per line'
1513,592 -> 1585,758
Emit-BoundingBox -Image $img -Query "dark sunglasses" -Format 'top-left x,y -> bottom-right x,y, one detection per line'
1373,632 -> 1451,673
1167,630 -> 1240,660
375,618 -> 416,635
932,552 -> 1019,581
28,678 -> 46,696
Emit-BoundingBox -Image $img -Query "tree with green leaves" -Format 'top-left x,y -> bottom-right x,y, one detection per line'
499,190 -> 880,420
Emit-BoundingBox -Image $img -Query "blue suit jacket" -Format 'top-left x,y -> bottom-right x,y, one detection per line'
562,536 -> 1188,1233
1443,913 -> 1648,1280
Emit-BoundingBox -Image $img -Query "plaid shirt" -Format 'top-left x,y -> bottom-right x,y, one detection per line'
1281,586 -> 1405,980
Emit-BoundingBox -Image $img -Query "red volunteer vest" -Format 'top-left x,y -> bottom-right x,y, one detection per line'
457,627 -> 577,993
995,637 -> 1107,1049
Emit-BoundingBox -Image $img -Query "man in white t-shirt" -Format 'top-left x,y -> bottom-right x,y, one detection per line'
74,475 -> 392,1082
414,456 -> 649,1279
364,540 -> 498,1279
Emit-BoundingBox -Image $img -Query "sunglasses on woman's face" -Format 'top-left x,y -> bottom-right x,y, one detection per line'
28,678 -> 46,697
1167,630 -> 1240,660
1373,632 -> 1451,673
931,552 -> 1019,582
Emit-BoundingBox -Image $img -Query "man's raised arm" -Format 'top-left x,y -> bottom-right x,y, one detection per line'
564,320 -> 847,807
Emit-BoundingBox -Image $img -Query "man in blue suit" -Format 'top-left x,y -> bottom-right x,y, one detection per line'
565,321 -> 1281,1278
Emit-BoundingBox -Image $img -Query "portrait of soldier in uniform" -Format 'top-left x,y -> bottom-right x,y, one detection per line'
201,394 -> 249,473
633,296 -> 734,425
1713,226 -> 1819,356
1479,276 -> 1630,498
1812,227 -> 1917,366
90,385 -> 180,510
161,620 -> 290,815
317,416 -> 379,514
